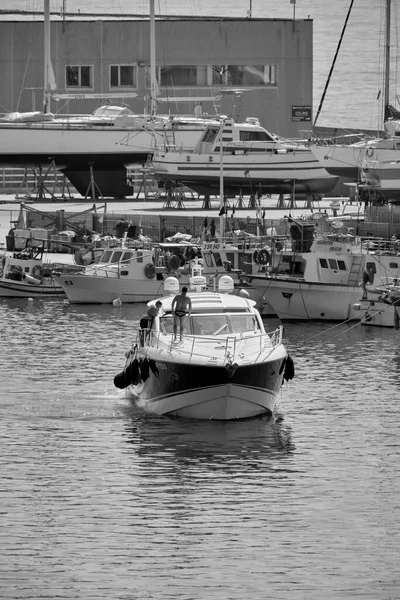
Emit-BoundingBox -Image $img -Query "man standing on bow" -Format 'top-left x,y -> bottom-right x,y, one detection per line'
171,287 -> 192,343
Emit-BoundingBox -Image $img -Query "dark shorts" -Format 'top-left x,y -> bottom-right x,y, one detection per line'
174,310 -> 187,318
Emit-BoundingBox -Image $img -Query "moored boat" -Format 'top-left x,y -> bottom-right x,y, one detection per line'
250,234 -> 400,321
0,250 -> 69,298
114,266 -> 293,420
52,241 -> 198,304
354,277 -> 400,328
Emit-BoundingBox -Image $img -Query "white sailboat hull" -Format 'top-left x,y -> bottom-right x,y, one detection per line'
0,123 -> 210,169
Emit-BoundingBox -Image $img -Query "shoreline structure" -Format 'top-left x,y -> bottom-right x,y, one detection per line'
0,191 -> 355,246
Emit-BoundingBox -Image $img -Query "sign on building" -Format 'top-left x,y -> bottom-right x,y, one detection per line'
292,106 -> 312,122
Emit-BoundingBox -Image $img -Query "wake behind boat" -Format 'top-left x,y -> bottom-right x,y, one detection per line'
114,264 -> 293,420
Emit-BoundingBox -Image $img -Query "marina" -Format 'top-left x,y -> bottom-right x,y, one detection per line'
1,1 -> 400,599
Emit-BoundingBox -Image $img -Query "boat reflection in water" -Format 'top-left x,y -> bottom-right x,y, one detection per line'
122,408 -> 295,467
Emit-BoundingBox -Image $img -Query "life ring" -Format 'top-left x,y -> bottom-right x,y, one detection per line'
366,147 -> 374,158
144,263 -> 155,279
31,265 -> 43,280
169,255 -> 181,271
253,250 -> 259,264
258,248 -> 270,265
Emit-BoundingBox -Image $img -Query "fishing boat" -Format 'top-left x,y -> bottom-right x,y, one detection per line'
153,118 -> 338,197
250,232 -> 400,321
114,264 -> 293,420
0,243 -> 71,298
51,241 -> 200,304
0,0 -> 220,198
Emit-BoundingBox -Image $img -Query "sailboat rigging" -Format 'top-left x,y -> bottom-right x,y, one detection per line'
0,0 -> 221,198
309,0 -> 400,182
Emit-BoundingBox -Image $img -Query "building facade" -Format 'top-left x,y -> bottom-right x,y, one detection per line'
0,16 -> 313,138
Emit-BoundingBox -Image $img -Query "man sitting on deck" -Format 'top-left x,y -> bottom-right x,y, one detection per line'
171,287 -> 192,343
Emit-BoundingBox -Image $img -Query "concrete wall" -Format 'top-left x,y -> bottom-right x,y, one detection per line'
0,17 -> 313,138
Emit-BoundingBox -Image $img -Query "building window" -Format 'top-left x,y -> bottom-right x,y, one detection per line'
157,64 -> 278,89
212,64 -> 277,86
110,65 -> 137,88
66,65 -> 92,88
160,66 -> 202,87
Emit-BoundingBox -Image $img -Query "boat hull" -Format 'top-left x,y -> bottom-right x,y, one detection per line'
53,273 -> 168,304
0,278 -> 63,298
0,123 -> 212,197
311,144 -> 400,179
153,151 -> 338,195
251,275 -> 363,321
357,299 -> 400,328
126,353 -> 287,420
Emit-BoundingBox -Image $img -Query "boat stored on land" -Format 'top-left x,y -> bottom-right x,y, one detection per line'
153,118 -> 338,197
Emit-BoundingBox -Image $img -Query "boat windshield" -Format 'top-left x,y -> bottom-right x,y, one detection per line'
161,313 -> 259,336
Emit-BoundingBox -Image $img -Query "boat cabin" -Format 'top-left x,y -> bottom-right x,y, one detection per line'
194,118 -> 283,155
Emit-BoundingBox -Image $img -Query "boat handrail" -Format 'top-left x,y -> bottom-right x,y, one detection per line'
360,236 -> 400,254
138,325 -> 284,362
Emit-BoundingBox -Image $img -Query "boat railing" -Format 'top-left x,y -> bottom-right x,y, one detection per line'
138,325 -> 284,361
377,276 -> 400,288
360,237 -> 400,254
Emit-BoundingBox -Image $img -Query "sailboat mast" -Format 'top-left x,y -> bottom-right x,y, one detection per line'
149,0 -> 157,115
384,0 -> 391,118
219,121 -> 225,239
43,0 -> 51,113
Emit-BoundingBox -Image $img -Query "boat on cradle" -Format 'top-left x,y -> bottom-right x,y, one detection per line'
114,265 -> 293,420
153,117 -> 338,197
249,234 -> 400,322
353,277 -> 400,328
359,156 -> 400,203
308,0 -> 400,181
0,0 -> 221,198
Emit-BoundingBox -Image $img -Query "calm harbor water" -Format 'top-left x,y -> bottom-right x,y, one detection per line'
1,297 -> 400,599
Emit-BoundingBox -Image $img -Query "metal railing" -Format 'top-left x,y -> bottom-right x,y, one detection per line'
136,325 -> 284,364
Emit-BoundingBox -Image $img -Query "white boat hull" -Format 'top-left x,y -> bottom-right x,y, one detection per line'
311,143 -> 400,179
357,299 -> 400,328
133,382 -> 278,420
53,273 -> 168,304
251,276 -> 363,321
153,149 -> 338,195
0,122 -> 211,168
